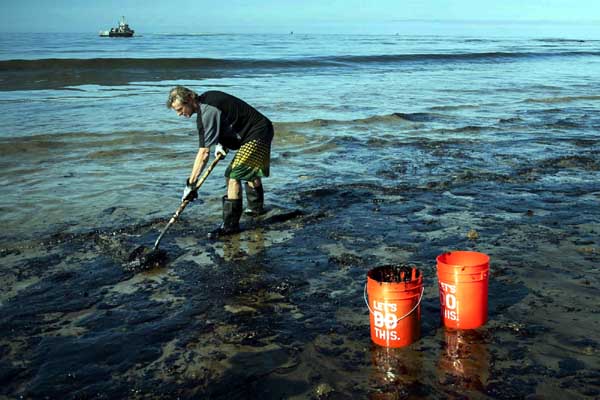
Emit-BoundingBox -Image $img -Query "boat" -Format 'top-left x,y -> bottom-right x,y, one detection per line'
99,16 -> 134,37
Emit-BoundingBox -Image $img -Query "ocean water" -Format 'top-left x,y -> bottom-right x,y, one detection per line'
1,32 -> 599,245
1,31 -> 600,399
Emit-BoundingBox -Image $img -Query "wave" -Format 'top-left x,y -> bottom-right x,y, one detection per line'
544,119 -> 584,129
0,112 -> 438,157
3,51 -> 599,70
523,95 -> 600,104
498,117 -> 523,124
440,125 -> 488,133
0,109 -> 584,164
534,38 -> 589,43
2,50 -> 600,90
275,112 -> 441,131
539,154 -> 600,171
429,104 -> 480,111
0,130 -> 181,159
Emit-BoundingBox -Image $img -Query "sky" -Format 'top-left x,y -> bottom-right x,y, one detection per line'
1,0 -> 600,35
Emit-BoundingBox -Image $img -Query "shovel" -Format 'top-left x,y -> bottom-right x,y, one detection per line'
126,153 -> 224,270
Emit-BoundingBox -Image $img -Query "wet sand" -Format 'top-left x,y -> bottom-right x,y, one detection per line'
1,156 -> 599,399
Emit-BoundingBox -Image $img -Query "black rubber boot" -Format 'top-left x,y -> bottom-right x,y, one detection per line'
244,182 -> 265,216
207,196 -> 242,239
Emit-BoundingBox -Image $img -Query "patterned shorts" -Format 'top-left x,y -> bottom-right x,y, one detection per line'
224,139 -> 271,181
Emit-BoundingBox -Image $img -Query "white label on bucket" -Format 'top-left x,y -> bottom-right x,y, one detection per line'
439,282 -> 459,321
373,301 -> 399,341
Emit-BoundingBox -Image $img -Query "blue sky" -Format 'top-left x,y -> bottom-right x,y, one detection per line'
1,0 -> 600,34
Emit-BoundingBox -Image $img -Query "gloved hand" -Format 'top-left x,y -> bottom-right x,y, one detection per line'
214,144 -> 228,159
181,179 -> 198,202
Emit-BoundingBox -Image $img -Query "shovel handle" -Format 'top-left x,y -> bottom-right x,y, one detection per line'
153,153 -> 224,249
193,152 -> 224,191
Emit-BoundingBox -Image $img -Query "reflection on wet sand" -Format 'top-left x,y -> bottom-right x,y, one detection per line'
220,228 -> 266,262
222,234 -> 244,262
369,345 -> 423,399
245,228 -> 266,258
438,329 -> 489,391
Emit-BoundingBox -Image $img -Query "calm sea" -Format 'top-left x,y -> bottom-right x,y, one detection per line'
1,31 -> 599,245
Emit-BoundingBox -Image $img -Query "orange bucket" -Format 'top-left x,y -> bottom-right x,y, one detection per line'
436,251 -> 489,329
365,265 -> 424,348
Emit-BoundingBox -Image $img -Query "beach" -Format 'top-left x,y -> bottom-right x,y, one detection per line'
0,32 -> 599,398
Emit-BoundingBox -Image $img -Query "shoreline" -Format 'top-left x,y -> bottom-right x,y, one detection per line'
1,176 -> 598,398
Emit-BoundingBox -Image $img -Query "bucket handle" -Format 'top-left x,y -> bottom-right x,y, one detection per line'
364,283 -> 424,321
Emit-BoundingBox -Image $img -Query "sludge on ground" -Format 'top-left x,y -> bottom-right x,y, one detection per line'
1,158 -> 599,399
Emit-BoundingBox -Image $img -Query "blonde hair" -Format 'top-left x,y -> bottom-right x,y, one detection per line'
166,86 -> 197,108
